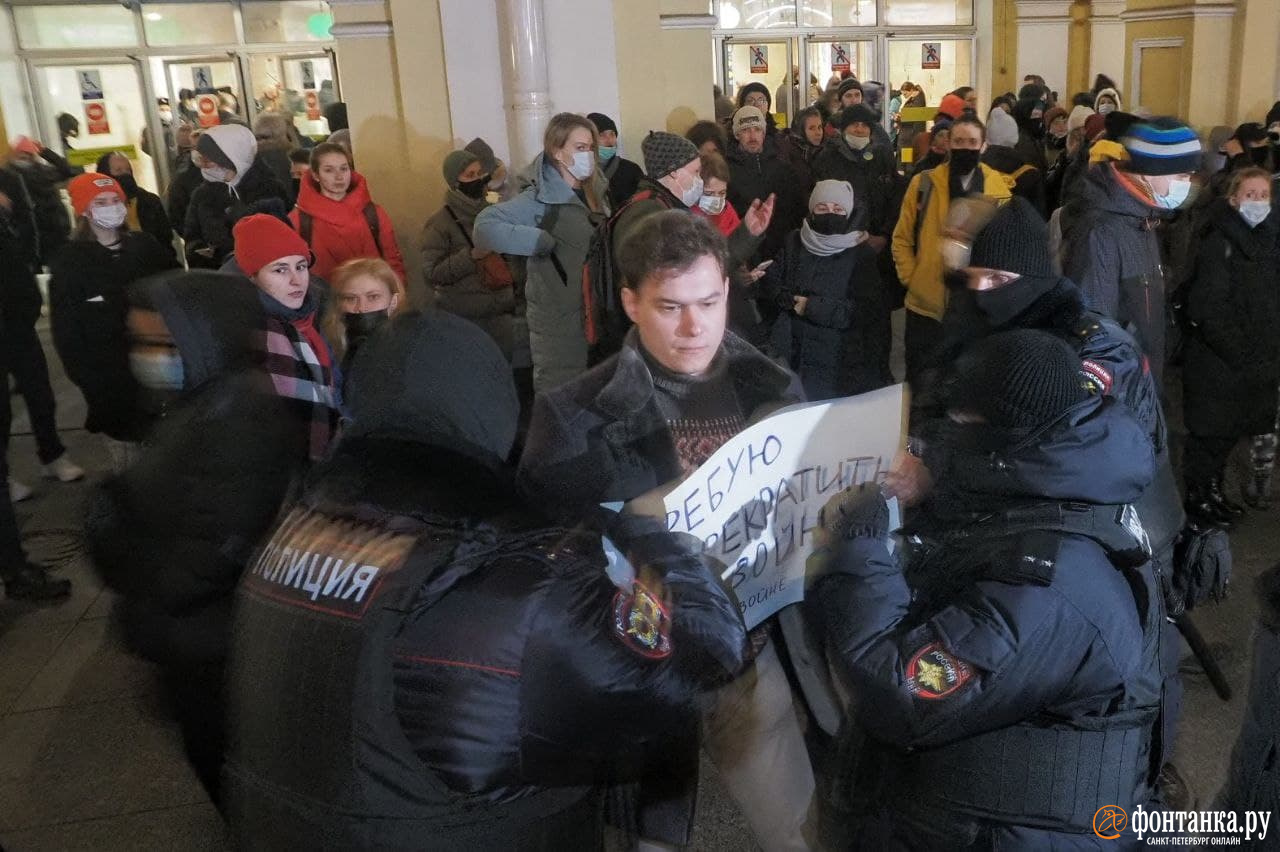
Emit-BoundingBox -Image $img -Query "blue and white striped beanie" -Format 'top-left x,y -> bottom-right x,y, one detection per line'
1120,118 -> 1202,175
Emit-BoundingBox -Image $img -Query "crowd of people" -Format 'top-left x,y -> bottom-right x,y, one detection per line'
0,68 -> 1278,850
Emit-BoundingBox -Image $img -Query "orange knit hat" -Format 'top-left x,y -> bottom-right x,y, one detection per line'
68,173 -> 126,217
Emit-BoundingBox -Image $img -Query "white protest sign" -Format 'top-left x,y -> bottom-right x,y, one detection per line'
662,385 -> 906,630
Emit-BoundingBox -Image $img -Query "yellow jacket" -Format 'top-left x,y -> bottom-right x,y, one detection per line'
892,162 -> 1014,321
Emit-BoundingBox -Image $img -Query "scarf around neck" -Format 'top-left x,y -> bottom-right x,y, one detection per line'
799,221 -> 869,257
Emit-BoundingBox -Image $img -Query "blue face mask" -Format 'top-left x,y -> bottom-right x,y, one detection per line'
598,146 -> 618,161
1154,178 -> 1192,210
130,351 -> 185,391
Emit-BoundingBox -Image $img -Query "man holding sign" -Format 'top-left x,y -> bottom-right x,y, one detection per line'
519,211 -> 814,850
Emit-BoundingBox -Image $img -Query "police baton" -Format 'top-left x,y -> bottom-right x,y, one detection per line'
1174,612 -> 1231,702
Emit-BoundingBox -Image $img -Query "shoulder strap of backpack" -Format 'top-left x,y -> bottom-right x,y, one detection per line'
363,202 -> 383,257
912,175 -> 933,254
298,210 -> 313,247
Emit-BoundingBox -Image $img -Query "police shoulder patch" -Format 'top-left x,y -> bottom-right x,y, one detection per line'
612,582 -> 672,660
906,642 -> 973,700
1080,359 -> 1113,395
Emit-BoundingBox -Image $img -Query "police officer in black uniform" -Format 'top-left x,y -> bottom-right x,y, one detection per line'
810,329 -> 1164,849
223,310 -> 749,850
895,197 -> 1186,784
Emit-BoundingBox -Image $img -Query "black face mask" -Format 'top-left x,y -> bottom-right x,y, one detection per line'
458,176 -> 489,199
808,212 -> 850,235
1250,146 -> 1271,167
343,309 -> 390,344
971,275 -> 1056,327
114,173 -> 139,199
949,148 -> 980,175
1049,133 -> 1067,149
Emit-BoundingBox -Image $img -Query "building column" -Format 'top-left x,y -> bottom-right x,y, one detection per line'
1088,0 -> 1125,94
1014,0 -> 1073,97
498,0 -> 553,167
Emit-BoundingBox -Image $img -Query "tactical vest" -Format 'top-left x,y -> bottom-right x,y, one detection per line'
888,503 -> 1165,834
223,502 -> 586,851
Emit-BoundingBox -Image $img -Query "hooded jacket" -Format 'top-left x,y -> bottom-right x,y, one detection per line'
814,396 -> 1164,849
1182,197 -> 1280,437
288,171 -> 406,283
86,271 -> 309,666
223,310 -> 749,850
48,232 -> 176,440
421,189 -> 516,359
473,152 -> 608,394
1062,163 -> 1174,384
184,127 -> 290,269
892,161 -> 1014,321
1011,98 -> 1049,173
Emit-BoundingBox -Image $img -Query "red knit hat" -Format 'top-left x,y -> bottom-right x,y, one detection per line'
937,93 -> 967,120
232,214 -> 311,276
68,173 -> 126,217
1084,113 -> 1107,142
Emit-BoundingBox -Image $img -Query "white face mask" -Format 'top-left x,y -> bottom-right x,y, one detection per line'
845,133 -> 871,151
1097,103 -> 1115,116
698,194 -> 726,215
566,150 -> 594,180
201,165 -> 232,183
89,203 -> 127,230
674,171 -> 704,207
1239,200 -> 1271,228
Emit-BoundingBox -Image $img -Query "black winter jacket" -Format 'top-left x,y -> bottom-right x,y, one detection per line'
1063,164 -> 1174,385
0,168 -> 42,324
726,137 -> 808,263
86,273 -> 307,665
762,230 -> 892,400
129,188 -> 178,267
49,234 -> 175,440
982,145 -> 1046,218
811,136 -> 902,238
11,148 -> 79,264
183,159 -> 290,268
166,154 -> 203,237
601,154 -> 644,211
1181,199 -> 1280,437
518,328 -> 804,523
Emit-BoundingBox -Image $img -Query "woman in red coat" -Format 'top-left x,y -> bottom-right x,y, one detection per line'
288,142 -> 406,283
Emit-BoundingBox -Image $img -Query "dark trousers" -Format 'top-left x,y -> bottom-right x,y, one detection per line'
162,660 -> 226,812
0,338 -> 30,576
1184,435 -> 1237,486
4,313 -> 65,465
904,310 -> 945,391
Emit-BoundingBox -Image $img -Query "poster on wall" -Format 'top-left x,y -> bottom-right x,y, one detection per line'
922,42 -> 942,70
192,65 -> 215,94
749,45 -> 769,74
83,100 -> 110,135
831,44 -> 851,73
77,69 -> 103,101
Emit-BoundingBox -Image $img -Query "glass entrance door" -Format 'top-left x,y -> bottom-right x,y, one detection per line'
803,38 -> 877,121
723,38 -> 795,128
885,38 -> 975,115
27,60 -> 160,194
160,58 -> 247,129
247,51 -> 338,140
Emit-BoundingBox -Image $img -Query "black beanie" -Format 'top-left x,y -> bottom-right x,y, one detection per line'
738,82 -> 771,109
969,197 -> 1055,278
836,104 -> 879,130
951,330 -> 1088,430
587,112 -> 618,136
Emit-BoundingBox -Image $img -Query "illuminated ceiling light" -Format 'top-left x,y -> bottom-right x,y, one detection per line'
144,11 -> 162,21
719,1 -> 742,28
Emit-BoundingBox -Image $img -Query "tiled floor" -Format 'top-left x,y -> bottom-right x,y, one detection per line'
0,317 -> 1274,851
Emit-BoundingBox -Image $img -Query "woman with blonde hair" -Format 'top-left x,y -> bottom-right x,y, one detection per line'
321,256 -> 404,372
473,112 -> 609,393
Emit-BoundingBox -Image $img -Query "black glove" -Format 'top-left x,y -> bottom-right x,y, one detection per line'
818,483 -> 890,542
